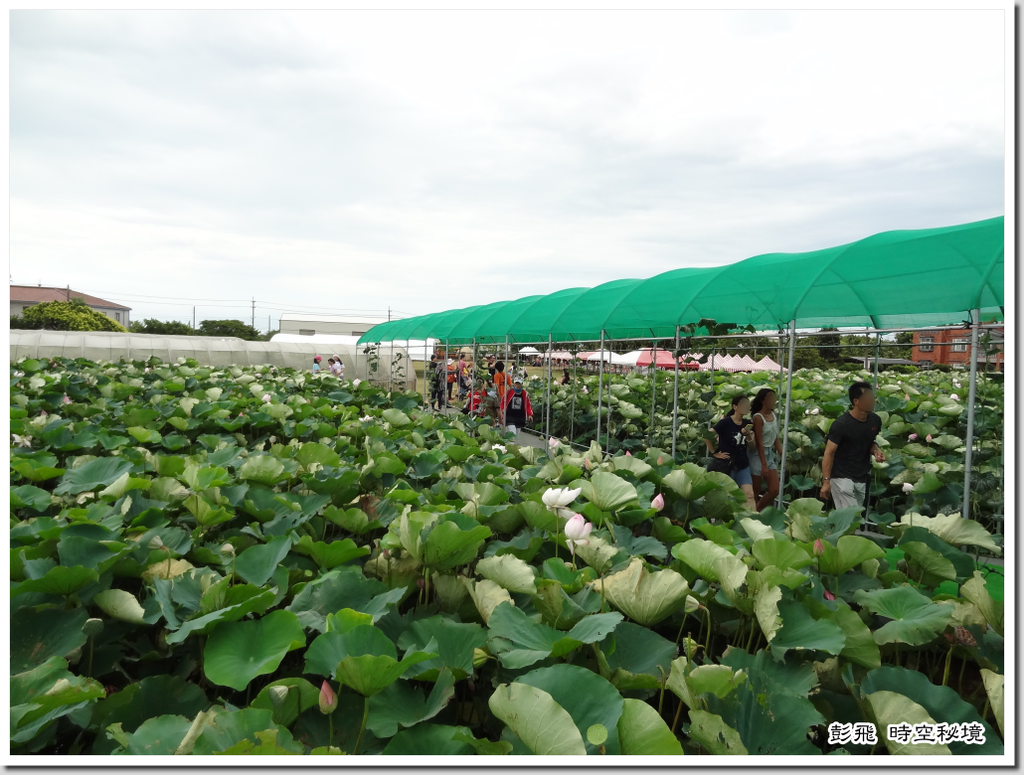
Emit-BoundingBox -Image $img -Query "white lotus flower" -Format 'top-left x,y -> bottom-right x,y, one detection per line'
360,415 -> 374,422
548,437 -> 561,450
542,487 -> 582,511
492,444 -> 507,454
581,386 -> 589,394
262,394 -> 271,403
951,394 -> 960,401
902,482 -> 915,494
810,407 -> 820,415
352,379 -> 362,387
11,433 -> 31,448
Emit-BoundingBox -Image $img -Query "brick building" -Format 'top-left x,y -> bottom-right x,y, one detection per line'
10,285 -> 132,327
912,325 -> 1003,371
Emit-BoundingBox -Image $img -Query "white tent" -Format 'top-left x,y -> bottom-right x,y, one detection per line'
755,355 -> 786,373
738,355 -> 759,371
519,346 -> 541,355
586,351 -> 634,365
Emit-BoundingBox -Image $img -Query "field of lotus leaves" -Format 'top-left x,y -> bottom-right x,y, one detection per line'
10,356 -> 1005,756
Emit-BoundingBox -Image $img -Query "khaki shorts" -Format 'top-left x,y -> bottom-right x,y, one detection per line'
831,478 -> 866,511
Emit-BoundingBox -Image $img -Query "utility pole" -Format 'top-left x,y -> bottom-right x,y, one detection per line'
268,315 -> 271,334
252,297 -> 255,329
66,285 -> 70,302
388,306 -> 391,321
193,307 -> 196,331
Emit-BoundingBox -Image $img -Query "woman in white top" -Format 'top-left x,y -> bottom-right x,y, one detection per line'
330,355 -> 344,378
749,388 -> 784,512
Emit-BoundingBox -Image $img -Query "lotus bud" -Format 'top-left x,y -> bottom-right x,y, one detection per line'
625,451 -> 632,457
908,433 -> 918,440
813,538 -> 825,557
902,482 -> 914,494
926,434 -> 933,442
473,648 -> 489,668
651,493 -> 665,512
684,596 -> 701,614
82,618 -> 104,637
221,543 -> 235,556
584,458 -> 593,470
269,685 -> 291,707
548,436 -> 561,450
657,456 -> 665,465
62,394 -> 71,404
417,577 -> 425,590
262,394 -> 271,403
824,589 -> 836,601
319,680 -> 338,714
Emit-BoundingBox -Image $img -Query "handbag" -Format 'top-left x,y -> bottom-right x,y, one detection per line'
707,454 -> 732,475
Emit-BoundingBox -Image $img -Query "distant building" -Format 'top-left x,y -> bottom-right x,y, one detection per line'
278,313 -> 390,338
10,285 -> 131,327
912,324 -> 1004,371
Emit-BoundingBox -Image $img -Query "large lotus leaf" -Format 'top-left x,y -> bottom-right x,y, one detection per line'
476,554 -> 538,595
94,588 -> 147,624
671,538 -> 736,582
486,601 -> 622,669
861,666 -> 1002,755
54,457 -> 134,495
295,442 -> 341,471
818,535 -> 885,577
737,517 -> 775,543
590,557 -> 690,627
462,578 -> 512,624
753,585 -> 783,643
396,509 -> 439,562
106,714 -> 192,755
335,638 -> 437,696
517,663 -> 624,755
184,494 -> 234,528
610,524 -> 668,561
611,455 -> 653,479
769,599 -> 846,661
380,723 -> 476,755
915,513 -> 1001,555
960,571 -> 1003,636
250,678 -> 321,728
204,610 -> 306,691
292,535 -> 369,570
454,482 -> 510,507
238,455 -> 287,485
854,586 -> 953,645
11,484 -> 52,512
372,452 -> 406,477
617,697 -> 685,755
898,526 -> 976,580
90,674 -> 208,737
533,580 -> 592,631
981,669 -> 1004,738
686,710 -> 748,755
165,586 -> 276,644
572,536 -> 621,576
488,682 -> 587,755
805,598 -> 880,669
367,668 -> 456,737
214,727 -> 304,755
234,536 -> 293,587
382,408 -> 412,427
598,621 -> 677,691
661,463 -> 722,501
11,564 -> 98,598
11,667 -> 106,745
864,691 -> 951,755
901,542 -> 957,587
396,616 -> 488,680
190,707 -> 291,755
421,518 -> 491,571
580,471 -> 638,512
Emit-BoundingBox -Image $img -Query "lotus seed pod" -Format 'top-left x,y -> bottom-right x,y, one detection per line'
269,686 -> 291,706
148,535 -> 165,549
220,543 -> 235,556
472,648 -> 488,668
45,678 -> 71,696
82,618 -> 104,637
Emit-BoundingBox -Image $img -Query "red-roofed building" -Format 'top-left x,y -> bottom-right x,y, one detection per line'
912,323 -> 1003,372
10,285 -> 132,327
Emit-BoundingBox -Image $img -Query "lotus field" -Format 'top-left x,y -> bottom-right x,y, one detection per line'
10,356 -> 1004,756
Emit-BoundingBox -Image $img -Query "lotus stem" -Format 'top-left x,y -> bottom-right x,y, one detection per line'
941,644 -> 954,686
87,637 -> 94,678
328,713 -> 334,749
704,607 -> 712,656
671,695 -> 685,736
599,578 -> 607,614
981,698 -> 990,726
353,695 -> 370,755
657,666 -> 667,716
958,654 -> 968,695
746,619 -> 757,652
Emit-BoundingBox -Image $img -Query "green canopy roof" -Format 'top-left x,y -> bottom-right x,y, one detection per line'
359,216 -> 1004,344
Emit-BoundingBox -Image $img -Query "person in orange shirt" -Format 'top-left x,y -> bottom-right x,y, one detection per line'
492,361 -> 511,421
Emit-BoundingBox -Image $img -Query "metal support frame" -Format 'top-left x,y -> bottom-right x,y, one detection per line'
873,334 -> 881,390
423,339 -> 428,405
443,339 -> 449,414
596,330 -> 605,449
776,320 -> 797,511
570,343 -> 578,442
962,308 -> 981,518
671,326 -> 681,459
648,340 -> 659,447
546,334 -> 553,436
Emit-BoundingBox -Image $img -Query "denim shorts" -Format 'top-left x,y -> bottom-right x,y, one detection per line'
748,447 -> 777,477
730,466 -> 752,486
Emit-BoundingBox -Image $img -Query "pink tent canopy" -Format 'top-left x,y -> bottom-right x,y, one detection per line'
634,348 -> 678,369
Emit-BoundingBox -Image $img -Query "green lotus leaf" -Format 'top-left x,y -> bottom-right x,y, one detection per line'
476,554 -> 538,595
106,715 -> 192,755
818,535 -> 885,577
214,727 -> 304,755
234,536 -> 293,586
94,588 -> 147,624
579,471 -> 638,512
367,668 -> 456,737
751,539 -> 813,571
591,557 -> 691,627
238,455 -> 287,485
203,610 -> 306,691
190,707 -> 291,755
960,571 -> 1003,635
864,691 -> 951,755
54,457 -> 134,495
488,682 -> 587,755
396,616 -> 488,680
381,723 -> 477,755
901,542 -> 957,587
292,535 -> 370,570
12,564 -> 99,598
250,678 -> 321,728
854,586 -> 953,645
421,516 -> 491,571
11,485 -> 52,512
769,599 -> 846,661
382,408 -> 412,427
686,710 -> 748,755
981,669 -> 1004,738
671,538 -> 736,582
617,698 -> 684,755
661,463 -> 723,501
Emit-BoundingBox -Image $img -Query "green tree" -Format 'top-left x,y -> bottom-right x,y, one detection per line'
197,319 -> 263,341
129,318 -> 196,336
891,332 -> 914,360
811,327 -> 843,363
19,299 -> 127,332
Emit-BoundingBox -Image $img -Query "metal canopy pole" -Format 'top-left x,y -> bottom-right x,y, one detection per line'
570,344 -> 578,443
648,340 -> 659,448
423,339 -> 428,405
546,334 -> 553,437
873,334 -> 881,390
776,320 -> 797,511
596,330 -> 605,449
962,308 -> 981,518
604,336 -> 613,451
444,339 -> 449,414
671,326 -> 681,459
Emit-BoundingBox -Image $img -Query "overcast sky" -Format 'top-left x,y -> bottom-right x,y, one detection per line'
10,8 -> 1008,332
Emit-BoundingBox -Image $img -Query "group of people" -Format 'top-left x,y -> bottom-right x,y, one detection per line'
708,380 -> 884,513
427,352 -> 534,438
310,355 -> 345,378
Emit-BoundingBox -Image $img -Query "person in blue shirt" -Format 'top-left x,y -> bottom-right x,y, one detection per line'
311,355 -> 322,375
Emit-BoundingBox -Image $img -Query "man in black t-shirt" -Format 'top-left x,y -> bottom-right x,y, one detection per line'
820,381 -> 885,512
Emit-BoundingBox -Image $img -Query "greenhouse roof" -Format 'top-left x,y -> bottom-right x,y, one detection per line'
358,216 -> 1004,345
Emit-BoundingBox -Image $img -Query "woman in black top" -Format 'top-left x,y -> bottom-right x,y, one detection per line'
704,394 -> 757,511
561,369 -> 571,385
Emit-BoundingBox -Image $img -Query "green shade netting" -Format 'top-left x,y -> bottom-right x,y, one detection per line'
359,216 -> 1003,344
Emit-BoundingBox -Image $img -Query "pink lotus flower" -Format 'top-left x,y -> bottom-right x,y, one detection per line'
564,514 -> 593,556
548,437 -> 561,450
625,451 -> 632,457
824,589 -> 836,601
657,456 -> 664,465
813,538 -> 825,557
905,394 -> 910,400
584,458 -> 593,470
652,493 -> 665,512
62,394 -> 71,405
908,433 -> 918,440
262,394 -> 271,403
319,680 -> 337,714
926,434 -> 933,443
